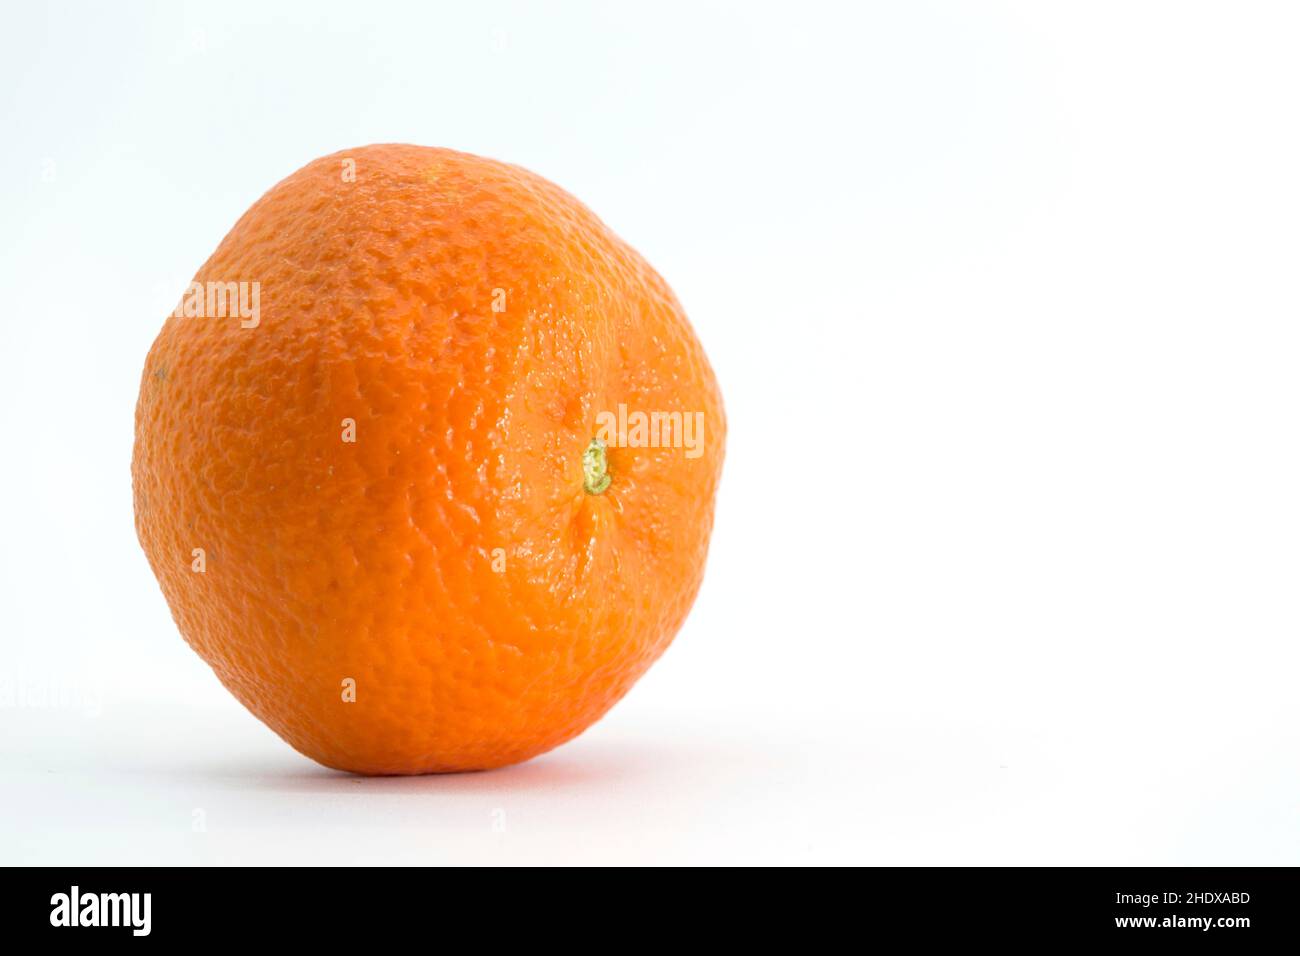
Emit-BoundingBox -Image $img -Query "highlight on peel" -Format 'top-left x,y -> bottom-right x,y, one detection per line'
132,144 -> 725,774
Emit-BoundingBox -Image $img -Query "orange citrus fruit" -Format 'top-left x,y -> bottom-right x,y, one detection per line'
133,144 -> 725,774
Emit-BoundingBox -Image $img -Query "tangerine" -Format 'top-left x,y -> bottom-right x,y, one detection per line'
132,145 -> 725,774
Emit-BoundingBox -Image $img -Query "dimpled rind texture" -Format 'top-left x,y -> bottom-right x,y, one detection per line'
132,144 -> 725,774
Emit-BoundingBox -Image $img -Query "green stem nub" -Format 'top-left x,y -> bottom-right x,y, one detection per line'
583,438 -> 612,495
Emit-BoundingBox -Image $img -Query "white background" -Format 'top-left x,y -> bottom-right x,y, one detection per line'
3,1 -> 1299,865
